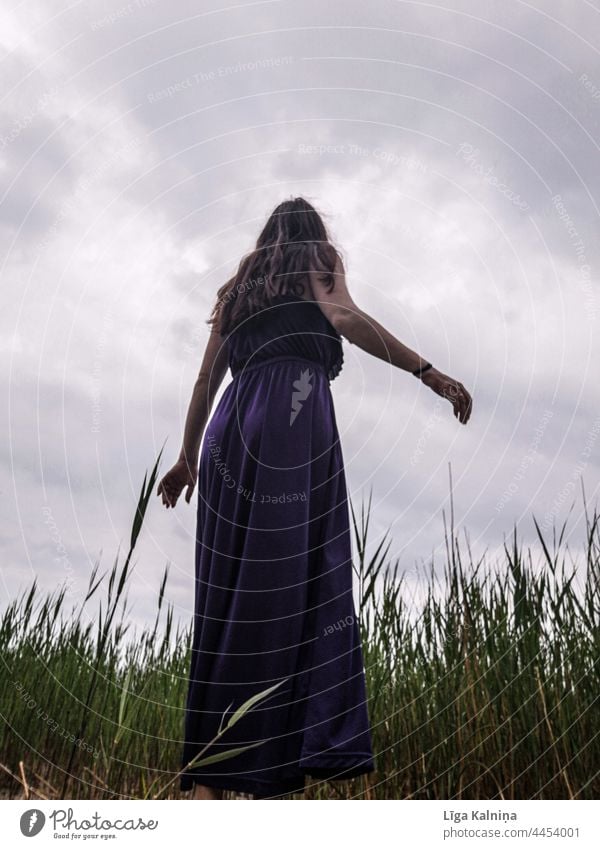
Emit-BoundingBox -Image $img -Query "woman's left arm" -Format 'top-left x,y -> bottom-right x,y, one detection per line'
157,326 -> 229,508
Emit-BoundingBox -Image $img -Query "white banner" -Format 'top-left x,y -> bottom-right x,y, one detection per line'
0,800 -> 597,848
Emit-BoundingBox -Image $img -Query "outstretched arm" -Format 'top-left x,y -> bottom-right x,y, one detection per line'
157,326 -> 230,508
308,256 -> 472,425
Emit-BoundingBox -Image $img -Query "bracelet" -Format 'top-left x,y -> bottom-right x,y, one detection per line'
412,361 -> 433,378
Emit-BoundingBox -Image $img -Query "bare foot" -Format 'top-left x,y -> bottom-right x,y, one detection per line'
191,783 -> 223,800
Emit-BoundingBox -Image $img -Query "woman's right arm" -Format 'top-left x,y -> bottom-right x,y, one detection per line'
309,255 -> 473,425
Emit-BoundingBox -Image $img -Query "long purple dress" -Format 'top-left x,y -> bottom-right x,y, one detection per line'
180,292 -> 374,798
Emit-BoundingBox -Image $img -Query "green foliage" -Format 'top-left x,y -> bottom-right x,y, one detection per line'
0,459 -> 598,799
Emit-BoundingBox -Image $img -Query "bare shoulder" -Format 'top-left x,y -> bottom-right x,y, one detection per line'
308,253 -> 359,334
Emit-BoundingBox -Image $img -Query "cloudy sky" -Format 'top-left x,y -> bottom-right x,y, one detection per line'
1,0 -> 599,629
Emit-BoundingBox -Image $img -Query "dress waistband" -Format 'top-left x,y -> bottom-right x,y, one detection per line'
231,354 -> 328,379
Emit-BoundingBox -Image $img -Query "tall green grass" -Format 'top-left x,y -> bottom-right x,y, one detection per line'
0,457 -> 598,799
352,485 -> 599,799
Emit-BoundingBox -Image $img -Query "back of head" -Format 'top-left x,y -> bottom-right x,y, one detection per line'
209,196 -> 341,336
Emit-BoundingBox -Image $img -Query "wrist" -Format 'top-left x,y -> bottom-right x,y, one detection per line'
419,366 -> 437,385
178,450 -> 197,466
412,360 -> 433,378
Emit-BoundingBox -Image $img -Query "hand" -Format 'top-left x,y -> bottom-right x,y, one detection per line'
420,368 -> 472,424
156,458 -> 198,508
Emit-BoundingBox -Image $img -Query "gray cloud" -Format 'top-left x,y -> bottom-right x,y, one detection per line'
1,0 -> 599,628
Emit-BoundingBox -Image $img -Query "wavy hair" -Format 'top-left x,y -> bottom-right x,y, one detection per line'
207,197 -> 342,336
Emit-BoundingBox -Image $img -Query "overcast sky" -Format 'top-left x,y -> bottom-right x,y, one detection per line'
1,0 -> 599,630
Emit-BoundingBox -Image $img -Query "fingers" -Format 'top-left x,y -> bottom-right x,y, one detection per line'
157,471 -> 196,508
157,479 -> 178,508
457,381 -> 472,424
185,478 -> 197,503
453,394 -> 466,424
454,386 -> 472,424
463,392 -> 473,424
445,380 -> 472,424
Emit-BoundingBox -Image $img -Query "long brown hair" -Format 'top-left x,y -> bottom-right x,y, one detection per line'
207,197 -> 342,336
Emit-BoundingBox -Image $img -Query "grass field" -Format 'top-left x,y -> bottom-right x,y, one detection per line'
1,453 -> 598,799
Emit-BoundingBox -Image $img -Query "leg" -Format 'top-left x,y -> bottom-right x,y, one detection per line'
191,782 -> 224,800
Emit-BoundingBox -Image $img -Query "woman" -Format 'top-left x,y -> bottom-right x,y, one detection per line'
157,197 -> 472,800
